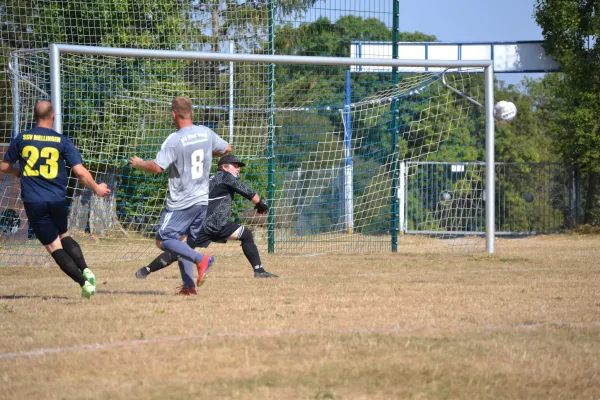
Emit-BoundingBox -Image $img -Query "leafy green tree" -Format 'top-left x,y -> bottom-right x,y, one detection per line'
535,0 -> 600,224
2,1 -> 204,234
191,0 -> 319,52
273,16 -> 437,105
0,62 -> 14,144
274,16 -> 435,58
494,79 -> 556,164
2,0 -> 197,49
490,78 -> 566,232
271,16 -> 495,234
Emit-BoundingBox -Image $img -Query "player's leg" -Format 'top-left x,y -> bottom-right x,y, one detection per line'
135,251 -> 178,279
46,236 -> 93,296
177,258 -> 197,295
50,201 -> 96,286
60,234 -> 95,283
232,225 -> 278,278
155,206 -> 206,264
136,229 -> 212,279
24,202 -> 94,298
155,205 -> 210,291
188,206 -> 213,286
59,235 -> 88,271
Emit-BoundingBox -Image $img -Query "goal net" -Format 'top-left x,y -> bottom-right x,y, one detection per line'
1,45 -> 493,264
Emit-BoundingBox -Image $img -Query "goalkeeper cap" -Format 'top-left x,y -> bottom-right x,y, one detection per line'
218,154 -> 246,167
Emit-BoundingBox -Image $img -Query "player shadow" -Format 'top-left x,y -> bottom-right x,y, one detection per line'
99,290 -> 168,296
0,294 -> 70,300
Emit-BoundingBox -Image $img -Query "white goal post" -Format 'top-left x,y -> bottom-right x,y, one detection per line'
48,43 -> 496,253
2,43 -> 496,264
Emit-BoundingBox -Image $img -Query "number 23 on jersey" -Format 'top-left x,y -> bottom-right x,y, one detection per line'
22,145 -> 59,179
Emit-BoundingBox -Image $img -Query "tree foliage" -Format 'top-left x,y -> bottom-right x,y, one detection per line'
494,79 -> 556,164
535,0 -> 600,223
1,0 -> 195,49
1,1 -> 583,234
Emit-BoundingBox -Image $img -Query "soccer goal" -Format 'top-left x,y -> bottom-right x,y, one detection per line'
2,44 -> 495,264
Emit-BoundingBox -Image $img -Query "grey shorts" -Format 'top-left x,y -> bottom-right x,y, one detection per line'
156,204 -> 207,242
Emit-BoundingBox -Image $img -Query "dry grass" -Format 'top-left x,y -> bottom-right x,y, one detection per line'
0,235 -> 599,399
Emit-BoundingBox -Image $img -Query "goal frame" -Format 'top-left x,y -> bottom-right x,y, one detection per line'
48,43 -> 496,253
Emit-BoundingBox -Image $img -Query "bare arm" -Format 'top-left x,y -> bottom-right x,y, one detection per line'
0,161 -> 20,177
71,164 -> 111,197
127,156 -> 163,174
213,144 -> 232,158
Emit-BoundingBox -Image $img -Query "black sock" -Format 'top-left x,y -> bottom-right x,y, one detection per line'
240,229 -> 264,273
241,242 -> 263,271
148,252 -> 179,273
61,236 -> 88,272
52,249 -> 86,286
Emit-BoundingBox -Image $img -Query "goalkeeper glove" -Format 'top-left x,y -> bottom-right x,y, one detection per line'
254,200 -> 268,214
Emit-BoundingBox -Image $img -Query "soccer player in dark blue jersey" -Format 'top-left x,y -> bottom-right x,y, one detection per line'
0,101 -> 111,299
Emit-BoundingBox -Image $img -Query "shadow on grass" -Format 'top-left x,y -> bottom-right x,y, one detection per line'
99,290 -> 168,296
0,294 -> 70,300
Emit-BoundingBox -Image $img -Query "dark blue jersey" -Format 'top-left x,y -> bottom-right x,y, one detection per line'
3,127 -> 83,203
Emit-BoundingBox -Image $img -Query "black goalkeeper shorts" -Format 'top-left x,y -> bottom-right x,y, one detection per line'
194,222 -> 241,248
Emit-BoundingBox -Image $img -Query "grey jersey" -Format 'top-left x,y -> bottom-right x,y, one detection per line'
155,125 -> 229,210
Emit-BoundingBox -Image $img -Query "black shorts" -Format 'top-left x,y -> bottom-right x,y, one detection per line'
23,201 -> 68,245
194,222 -> 241,248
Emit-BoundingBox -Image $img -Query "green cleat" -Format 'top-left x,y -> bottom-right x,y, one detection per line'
81,281 -> 96,299
82,268 -> 96,286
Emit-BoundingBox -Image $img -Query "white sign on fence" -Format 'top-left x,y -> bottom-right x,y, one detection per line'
350,41 -> 560,73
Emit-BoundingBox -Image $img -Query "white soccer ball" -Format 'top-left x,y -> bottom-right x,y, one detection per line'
493,101 -> 517,124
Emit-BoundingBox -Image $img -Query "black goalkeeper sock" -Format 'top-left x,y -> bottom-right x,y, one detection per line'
241,242 -> 262,270
52,249 -> 86,286
61,236 -> 88,272
148,252 -> 179,273
240,229 -> 263,271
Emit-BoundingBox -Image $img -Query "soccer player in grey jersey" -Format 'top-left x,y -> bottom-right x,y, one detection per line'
128,96 -> 231,294
136,154 -> 278,280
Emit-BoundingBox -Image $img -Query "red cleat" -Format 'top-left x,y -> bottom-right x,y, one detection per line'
196,255 -> 215,287
177,286 -> 197,295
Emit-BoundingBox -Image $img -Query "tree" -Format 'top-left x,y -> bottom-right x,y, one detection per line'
272,16 -> 497,234
2,0 -> 324,235
0,0 -> 197,144
274,16 -> 435,58
191,0 -> 319,53
271,16 -> 437,118
535,0 -> 600,224
494,79 -> 556,164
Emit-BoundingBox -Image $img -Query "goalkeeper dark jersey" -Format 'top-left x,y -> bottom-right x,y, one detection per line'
203,170 -> 256,235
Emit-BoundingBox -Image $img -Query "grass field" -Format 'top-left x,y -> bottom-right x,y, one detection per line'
0,234 -> 599,399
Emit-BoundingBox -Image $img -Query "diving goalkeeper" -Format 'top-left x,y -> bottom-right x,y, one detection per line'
136,154 -> 278,280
